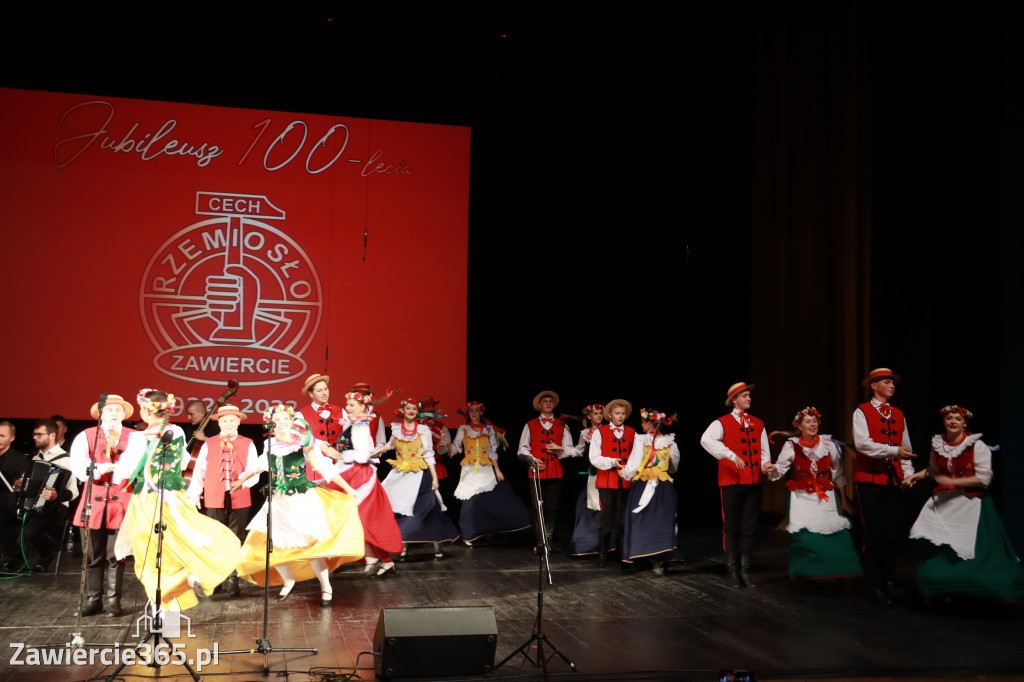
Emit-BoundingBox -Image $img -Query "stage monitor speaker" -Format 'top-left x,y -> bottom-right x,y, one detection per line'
373,606 -> 497,679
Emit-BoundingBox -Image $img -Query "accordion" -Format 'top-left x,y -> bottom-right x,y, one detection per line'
17,459 -> 71,515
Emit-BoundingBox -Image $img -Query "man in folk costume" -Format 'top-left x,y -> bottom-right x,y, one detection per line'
852,367 -> 917,604
186,404 -> 259,597
298,374 -> 345,484
700,382 -> 770,587
517,391 -> 580,551
588,399 -> 635,566
69,394 -> 136,617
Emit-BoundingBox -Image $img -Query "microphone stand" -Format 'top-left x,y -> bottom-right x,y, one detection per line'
69,394 -> 107,648
495,461 -> 575,678
219,426 -> 317,673
106,427 -> 199,682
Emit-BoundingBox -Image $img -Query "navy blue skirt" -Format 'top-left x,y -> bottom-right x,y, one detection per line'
396,472 -> 460,543
622,481 -> 677,561
570,489 -> 621,555
458,480 -> 531,542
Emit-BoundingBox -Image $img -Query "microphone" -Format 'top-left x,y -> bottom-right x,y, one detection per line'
161,430 -> 174,445
97,393 -> 108,412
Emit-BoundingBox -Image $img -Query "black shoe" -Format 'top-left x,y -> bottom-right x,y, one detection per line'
320,591 -> 333,607
104,603 -> 125,618
275,584 -> 294,602
225,577 -> 240,598
372,564 -> 396,578
33,555 -> 52,573
77,600 -> 103,618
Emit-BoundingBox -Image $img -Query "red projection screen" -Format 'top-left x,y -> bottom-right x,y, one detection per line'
0,88 -> 469,420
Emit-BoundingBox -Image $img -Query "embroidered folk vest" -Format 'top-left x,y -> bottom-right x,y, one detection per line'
854,403 -> 906,485
202,435 -> 253,509
73,426 -> 136,529
716,414 -> 765,486
527,418 -> 566,480
595,424 -> 634,490
786,441 -> 834,498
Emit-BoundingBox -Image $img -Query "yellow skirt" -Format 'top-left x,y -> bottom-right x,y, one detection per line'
116,490 -> 242,611
238,487 -> 364,587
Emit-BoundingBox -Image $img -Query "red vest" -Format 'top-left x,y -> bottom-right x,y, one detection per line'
73,426 -> 135,530
202,435 -> 253,509
716,414 -> 765,486
854,403 -> 906,485
300,403 -> 344,481
527,418 -> 566,480
934,440 -> 987,497
785,441 -> 834,498
594,424 -> 634,489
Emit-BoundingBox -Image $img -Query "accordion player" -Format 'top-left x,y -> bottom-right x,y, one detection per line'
13,435 -> 78,571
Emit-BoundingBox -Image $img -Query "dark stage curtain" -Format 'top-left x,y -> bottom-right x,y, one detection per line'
749,3 -> 872,514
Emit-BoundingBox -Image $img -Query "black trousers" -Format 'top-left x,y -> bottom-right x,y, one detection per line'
204,491 -> 250,543
597,487 -> 628,537
80,514 -> 120,571
856,482 -> 903,586
529,477 -> 562,540
720,484 -> 761,556
23,502 -> 68,559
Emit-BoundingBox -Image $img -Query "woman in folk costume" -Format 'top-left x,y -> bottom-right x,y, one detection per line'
231,405 -> 363,607
336,390 -> 404,577
620,409 -> 680,574
380,399 -> 459,560
451,401 -> 531,546
763,407 -> 862,579
112,390 -> 241,611
905,405 -> 1024,601
569,403 -> 611,557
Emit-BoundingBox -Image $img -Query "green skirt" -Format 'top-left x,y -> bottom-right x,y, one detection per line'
789,528 -> 863,579
916,496 -> 1024,601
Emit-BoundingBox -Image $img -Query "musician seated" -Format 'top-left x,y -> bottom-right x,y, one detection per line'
0,420 -> 29,565
9,420 -> 78,572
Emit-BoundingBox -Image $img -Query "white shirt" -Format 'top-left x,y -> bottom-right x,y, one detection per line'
588,426 -> 632,470
851,399 -> 914,478
699,409 -> 771,468
31,445 -> 78,506
186,435 -> 260,500
517,416 -> 579,462
70,427 -> 125,482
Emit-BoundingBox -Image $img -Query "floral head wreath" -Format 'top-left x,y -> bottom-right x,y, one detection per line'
400,399 -> 422,410
640,408 -> 671,424
940,404 -> 973,420
582,403 -> 605,416
345,391 -> 374,405
263,404 -> 295,424
466,401 -> 486,412
137,389 -> 178,414
792,406 -> 822,427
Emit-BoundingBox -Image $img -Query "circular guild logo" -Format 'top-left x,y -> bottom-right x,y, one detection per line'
140,192 -> 322,386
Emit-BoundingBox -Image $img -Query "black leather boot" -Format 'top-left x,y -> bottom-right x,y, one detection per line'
78,567 -> 104,617
598,535 -> 608,567
726,557 -> 743,588
225,572 -> 240,597
740,555 -> 755,588
103,563 -> 126,617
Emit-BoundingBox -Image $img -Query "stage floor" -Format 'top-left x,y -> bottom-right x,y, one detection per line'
1,523 -> 1022,682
